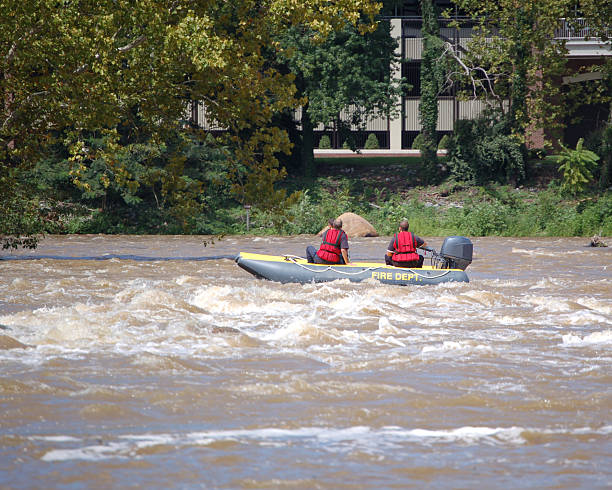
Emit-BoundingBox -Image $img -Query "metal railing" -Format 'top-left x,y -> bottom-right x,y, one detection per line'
398,16 -> 608,42
555,18 -> 610,40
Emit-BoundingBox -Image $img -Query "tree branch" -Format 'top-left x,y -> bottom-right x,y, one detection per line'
117,35 -> 147,53
438,41 -> 503,106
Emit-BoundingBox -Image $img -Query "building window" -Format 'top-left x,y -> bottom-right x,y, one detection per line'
403,62 -> 421,96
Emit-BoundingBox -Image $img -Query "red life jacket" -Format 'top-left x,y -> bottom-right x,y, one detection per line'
392,231 -> 420,263
317,228 -> 344,263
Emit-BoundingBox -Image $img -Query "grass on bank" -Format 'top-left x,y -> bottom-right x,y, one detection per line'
249,155 -> 612,237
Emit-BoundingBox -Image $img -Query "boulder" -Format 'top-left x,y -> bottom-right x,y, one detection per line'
317,212 -> 378,237
0,334 -> 29,350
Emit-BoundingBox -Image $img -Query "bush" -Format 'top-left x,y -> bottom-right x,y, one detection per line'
364,133 -> 380,149
412,133 -> 425,150
318,134 -> 331,149
600,126 -> 612,189
450,200 -> 509,236
252,181 -> 357,235
447,115 -> 526,185
586,126 -> 612,189
437,134 -> 451,150
1,171 -> 45,249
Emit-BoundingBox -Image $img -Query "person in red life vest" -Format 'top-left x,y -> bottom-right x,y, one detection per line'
306,218 -> 350,264
385,219 -> 427,268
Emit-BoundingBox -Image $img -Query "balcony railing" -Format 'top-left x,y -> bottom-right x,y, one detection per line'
397,17 -> 609,42
555,18 -> 610,40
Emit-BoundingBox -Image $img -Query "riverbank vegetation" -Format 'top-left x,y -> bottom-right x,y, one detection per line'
12,145 -> 612,239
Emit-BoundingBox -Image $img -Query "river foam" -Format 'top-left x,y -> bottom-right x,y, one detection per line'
38,424 -> 612,462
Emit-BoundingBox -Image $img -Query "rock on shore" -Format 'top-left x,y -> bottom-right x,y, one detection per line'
318,212 -> 378,237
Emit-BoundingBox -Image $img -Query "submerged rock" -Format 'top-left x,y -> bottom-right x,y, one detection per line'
589,235 -> 608,247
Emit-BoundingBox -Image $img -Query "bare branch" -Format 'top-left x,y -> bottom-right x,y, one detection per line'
438,41 -> 503,107
117,35 -> 147,53
75,64 -> 89,74
5,26 -> 42,65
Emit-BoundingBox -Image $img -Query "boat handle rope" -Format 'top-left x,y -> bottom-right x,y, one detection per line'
282,255 -> 452,279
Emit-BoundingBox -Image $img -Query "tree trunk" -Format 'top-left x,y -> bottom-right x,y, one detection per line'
300,104 -> 316,177
599,104 -> 612,189
507,8 -> 529,136
420,0 -> 440,182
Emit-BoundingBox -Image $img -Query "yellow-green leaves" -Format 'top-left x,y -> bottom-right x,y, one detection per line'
2,0 -> 383,240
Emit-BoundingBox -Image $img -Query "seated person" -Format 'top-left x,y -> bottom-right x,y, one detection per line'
306,218 -> 350,264
385,219 -> 427,268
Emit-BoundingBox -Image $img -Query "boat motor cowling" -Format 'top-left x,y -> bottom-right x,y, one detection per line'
439,236 -> 473,270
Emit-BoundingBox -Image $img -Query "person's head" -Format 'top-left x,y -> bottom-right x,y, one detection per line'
333,218 -> 343,230
328,218 -> 335,228
399,219 -> 409,231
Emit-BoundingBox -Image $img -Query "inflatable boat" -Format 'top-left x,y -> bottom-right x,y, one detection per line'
236,236 -> 473,286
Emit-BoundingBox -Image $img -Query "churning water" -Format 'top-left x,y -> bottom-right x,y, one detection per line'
1,235 -> 610,488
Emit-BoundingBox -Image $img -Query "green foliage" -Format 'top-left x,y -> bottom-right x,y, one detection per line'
250,176 -> 612,238
556,138 -> 600,195
0,0 -> 381,165
281,21 -> 402,128
365,134 -> 380,149
438,135 -> 451,150
279,16 -> 405,173
449,0 -> 587,145
318,135 -> 332,149
13,150 -> 612,238
447,114 -> 526,184
1,0 -> 383,247
25,132 -> 244,235
364,196 -> 443,236
419,0 -> 443,174
252,182 -> 355,235
585,125 -> 612,189
448,200 -> 509,236
602,126 -> 612,189
0,170 -> 45,249
412,133 -> 426,150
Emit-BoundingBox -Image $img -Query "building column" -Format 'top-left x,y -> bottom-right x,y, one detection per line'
389,18 -> 403,150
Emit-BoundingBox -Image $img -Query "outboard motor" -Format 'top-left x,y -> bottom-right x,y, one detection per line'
438,236 -> 473,270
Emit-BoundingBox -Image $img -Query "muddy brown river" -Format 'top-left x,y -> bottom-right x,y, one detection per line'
1,235 -> 610,488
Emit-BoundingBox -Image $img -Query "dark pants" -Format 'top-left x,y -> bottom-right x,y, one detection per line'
306,245 -> 345,264
385,254 -> 424,268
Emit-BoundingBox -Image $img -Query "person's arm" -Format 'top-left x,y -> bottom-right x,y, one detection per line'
415,235 -> 427,249
386,237 -> 395,256
339,231 -> 350,263
341,248 -> 350,264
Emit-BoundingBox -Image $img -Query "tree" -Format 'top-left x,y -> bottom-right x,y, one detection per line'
1,0 -> 382,247
419,0 -> 444,179
447,0 -> 611,146
278,14 -> 404,176
564,59 -> 612,189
